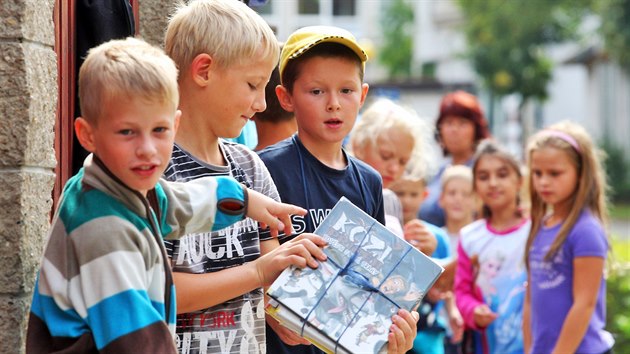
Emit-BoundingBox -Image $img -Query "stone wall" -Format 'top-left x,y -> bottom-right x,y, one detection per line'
139,0 -> 174,47
0,0 -> 57,352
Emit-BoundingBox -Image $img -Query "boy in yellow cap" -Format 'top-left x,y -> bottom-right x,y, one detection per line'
258,25 -> 419,354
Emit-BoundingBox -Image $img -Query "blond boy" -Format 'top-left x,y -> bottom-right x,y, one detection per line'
438,165 -> 475,254
258,25 -> 419,354
162,1 -> 329,353
26,37 -> 317,353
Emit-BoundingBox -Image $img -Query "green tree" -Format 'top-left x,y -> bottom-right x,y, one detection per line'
597,0 -> 630,71
456,0 -> 591,106
378,0 -> 414,79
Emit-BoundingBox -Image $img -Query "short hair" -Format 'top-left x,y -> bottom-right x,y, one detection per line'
78,37 -> 179,124
440,165 -> 473,191
165,0 -> 279,74
282,42 -> 364,93
254,64 -> 292,123
350,98 -> 436,181
435,90 -> 490,155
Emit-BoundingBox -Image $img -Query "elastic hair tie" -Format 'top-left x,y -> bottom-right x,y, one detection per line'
542,130 -> 581,153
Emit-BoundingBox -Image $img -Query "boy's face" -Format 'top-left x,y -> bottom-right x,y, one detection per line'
355,128 -> 414,188
76,98 -> 180,196
390,179 -> 426,223
439,177 -> 475,223
202,52 -> 276,139
277,56 -> 368,149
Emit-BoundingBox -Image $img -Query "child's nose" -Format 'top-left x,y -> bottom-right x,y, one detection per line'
326,94 -> 341,112
137,136 -> 157,157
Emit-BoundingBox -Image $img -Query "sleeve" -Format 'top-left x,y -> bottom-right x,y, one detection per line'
454,240 -> 485,330
161,175 -> 246,240
570,218 -> 608,259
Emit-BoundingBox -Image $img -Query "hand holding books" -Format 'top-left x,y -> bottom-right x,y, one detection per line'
267,197 -> 444,353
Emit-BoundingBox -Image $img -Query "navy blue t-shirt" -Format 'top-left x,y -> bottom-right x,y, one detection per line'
258,135 -> 385,354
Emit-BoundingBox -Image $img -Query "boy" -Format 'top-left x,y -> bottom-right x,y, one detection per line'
162,1 -> 326,353
26,37 -> 322,354
390,170 -> 465,354
258,25 -> 419,354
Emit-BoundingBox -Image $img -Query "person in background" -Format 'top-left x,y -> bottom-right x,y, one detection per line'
253,63 -> 297,151
26,37 -> 316,354
162,1 -> 327,352
455,139 -> 530,354
350,98 -> 437,255
419,91 -> 490,227
439,165 -> 476,255
523,121 -> 614,354
389,164 -> 464,354
258,25 -> 419,354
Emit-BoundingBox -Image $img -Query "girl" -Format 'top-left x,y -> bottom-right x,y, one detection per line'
523,121 -> 614,354
455,139 -> 530,354
350,98 -> 438,254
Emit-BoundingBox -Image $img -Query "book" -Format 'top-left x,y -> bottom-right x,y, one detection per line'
266,197 -> 444,354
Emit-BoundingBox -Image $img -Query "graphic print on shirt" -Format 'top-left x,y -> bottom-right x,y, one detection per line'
164,143 -> 279,354
529,244 -> 566,290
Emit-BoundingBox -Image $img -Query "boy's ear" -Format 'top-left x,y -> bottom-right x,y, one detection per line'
275,85 -> 295,112
74,117 -> 96,153
358,83 -> 369,108
190,53 -> 213,86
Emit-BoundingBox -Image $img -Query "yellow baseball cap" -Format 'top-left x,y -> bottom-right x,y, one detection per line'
279,25 -> 368,79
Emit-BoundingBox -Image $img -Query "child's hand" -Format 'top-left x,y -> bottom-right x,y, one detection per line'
387,309 -> 419,354
255,233 -> 328,288
448,305 -> 464,343
246,189 -> 306,237
266,315 -> 312,346
473,304 -> 497,328
403,219 -> 437,256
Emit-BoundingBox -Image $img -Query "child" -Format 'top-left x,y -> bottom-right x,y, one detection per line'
161,1 -> 326,353
26,37 -> 322,353
390,167 -> 464,354
454,139 -> 530,354
523,122 -> 614,353
350,98 -> 438,255
258,25 -> 419,354
439,165 -> 475,255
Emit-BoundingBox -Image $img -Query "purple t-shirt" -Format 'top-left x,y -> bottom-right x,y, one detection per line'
528,210 -> 613,353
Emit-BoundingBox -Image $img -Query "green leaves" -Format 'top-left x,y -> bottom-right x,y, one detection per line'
378,0 -> 414,79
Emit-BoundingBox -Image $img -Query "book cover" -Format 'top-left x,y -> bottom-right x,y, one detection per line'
266,197 -> 444,354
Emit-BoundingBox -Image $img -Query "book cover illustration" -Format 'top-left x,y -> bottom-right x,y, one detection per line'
266,197 -> 444,354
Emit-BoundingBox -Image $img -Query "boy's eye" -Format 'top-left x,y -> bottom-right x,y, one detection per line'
311,89 -> 323,95
341,88 -> 353,94
118,129 -> 133,136
248,83 -> 256,90
154,127 -> 167,133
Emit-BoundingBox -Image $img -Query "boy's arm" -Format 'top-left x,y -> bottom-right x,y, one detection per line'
163,176 -> 305,239
173,234 -> 327,313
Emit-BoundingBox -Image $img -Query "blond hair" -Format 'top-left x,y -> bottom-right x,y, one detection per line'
78,37 -> 179,124
525,120 -> 610,264
165,0 -> 279,74
441,165 -> 473,191
350,98 -> 436,181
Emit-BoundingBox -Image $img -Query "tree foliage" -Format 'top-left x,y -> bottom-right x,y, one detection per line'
597,0 -> 630,71
378,0 -> 414,79
455,0 -> 590,103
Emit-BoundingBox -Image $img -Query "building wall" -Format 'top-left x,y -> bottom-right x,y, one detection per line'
0,0 -> 57,352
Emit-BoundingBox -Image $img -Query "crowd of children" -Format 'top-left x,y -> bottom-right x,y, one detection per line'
26,0 -> 614,353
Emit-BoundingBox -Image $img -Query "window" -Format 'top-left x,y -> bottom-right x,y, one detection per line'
333,0 -> 355,16
299,0 -> 319,14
